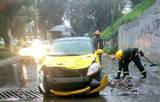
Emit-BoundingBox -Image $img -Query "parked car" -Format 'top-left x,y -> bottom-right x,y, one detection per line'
18,42 -> 34,62
18,41 -> 45,63
38,37 -> 108,96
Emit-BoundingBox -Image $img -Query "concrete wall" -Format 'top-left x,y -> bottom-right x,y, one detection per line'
118,0 -> 160,63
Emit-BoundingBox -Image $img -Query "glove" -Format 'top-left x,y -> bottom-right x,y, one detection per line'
139,50 -> 144,56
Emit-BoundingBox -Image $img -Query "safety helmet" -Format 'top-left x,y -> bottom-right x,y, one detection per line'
95,30 -> 101,35
115,49 -> 123,60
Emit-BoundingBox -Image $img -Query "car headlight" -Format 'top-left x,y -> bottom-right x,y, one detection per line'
31,48 -> 45,59
87,63 -> 100,76
32,50 -> 44,59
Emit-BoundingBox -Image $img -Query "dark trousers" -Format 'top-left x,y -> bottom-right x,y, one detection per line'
132,55 -> 146,75
122,55 -> 146,76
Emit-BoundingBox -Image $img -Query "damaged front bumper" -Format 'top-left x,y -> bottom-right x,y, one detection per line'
50,74 -> 108,96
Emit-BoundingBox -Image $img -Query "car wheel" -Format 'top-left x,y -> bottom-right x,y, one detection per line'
39,69 -> 50,94
92,92 -> 100,96
92,71 -> 100,97
95,71 -> 101,81
87,92 -> 100,97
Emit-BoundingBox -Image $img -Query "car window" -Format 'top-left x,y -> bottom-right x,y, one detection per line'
48,40 -> 93,55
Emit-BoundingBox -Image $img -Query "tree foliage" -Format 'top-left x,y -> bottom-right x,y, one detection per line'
102,0 -> 155,40
66,0 -> 124,36
38,0 -> 69,39
10,5 -> 35,39
0,0 -> 35,50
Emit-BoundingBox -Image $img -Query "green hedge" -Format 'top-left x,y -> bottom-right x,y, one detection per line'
0,44 -> 4,48
0,50 -> 17,60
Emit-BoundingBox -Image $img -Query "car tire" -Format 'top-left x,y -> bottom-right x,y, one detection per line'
87,92 -> 100,97
92,92 -> 100,96
95,70 -> 101,81
39,69 -> 50,95
38,86 -> 44,94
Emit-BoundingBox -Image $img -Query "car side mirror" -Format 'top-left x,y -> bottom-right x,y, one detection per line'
95,49 -> 103,55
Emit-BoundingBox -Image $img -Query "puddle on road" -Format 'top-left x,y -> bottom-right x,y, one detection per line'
19,63 -> 39,87
1,57 -> 160,101
102,58 -> 160,97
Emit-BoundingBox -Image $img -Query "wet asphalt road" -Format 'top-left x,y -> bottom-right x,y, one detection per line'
0,56 -> 160,102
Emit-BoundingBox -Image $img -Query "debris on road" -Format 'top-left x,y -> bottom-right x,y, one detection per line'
109,77 -> 134,90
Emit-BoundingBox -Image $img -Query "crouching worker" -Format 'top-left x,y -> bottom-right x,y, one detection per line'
112,48 -> 147,79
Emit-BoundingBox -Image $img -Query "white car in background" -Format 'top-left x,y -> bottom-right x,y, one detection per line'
18,40 -> 45,63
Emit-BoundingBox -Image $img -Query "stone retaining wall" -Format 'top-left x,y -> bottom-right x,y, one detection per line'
118,0 -> 160,63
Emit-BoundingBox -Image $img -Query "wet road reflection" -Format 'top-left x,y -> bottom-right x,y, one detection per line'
42,95 -> 108,102
20,62 -> 39,88
1,57 -> 160,102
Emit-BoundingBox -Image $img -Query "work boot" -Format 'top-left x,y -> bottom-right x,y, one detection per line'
115,73 -> 120,79
115,76 -> 120,79
141,76 -> 146,79
141,72 -> 147,79
122,73 -> 129,79
122,75 -> 128,79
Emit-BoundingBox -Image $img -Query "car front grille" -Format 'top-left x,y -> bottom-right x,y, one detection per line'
45,67 -> 88,78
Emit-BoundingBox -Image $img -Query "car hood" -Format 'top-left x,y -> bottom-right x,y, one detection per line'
42,54 -> 96,69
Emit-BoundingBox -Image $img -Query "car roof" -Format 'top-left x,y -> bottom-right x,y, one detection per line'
54,37 -> 91,42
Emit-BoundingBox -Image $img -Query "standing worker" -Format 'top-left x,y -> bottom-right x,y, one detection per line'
93,30 -> 104,50
93,30 -> 104,63
112,48 -> 147,79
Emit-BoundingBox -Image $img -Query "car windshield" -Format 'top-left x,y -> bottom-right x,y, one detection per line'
48,40 -> 93,55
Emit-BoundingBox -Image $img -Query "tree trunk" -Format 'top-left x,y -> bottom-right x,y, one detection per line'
3,34 -> 10,51
2,18 -> 11,51
43,28 -> 47,40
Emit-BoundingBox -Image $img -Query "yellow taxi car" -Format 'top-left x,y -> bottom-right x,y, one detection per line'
38,37 -> 108,96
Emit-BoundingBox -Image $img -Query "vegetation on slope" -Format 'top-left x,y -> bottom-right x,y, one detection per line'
101,0 -> 156,40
